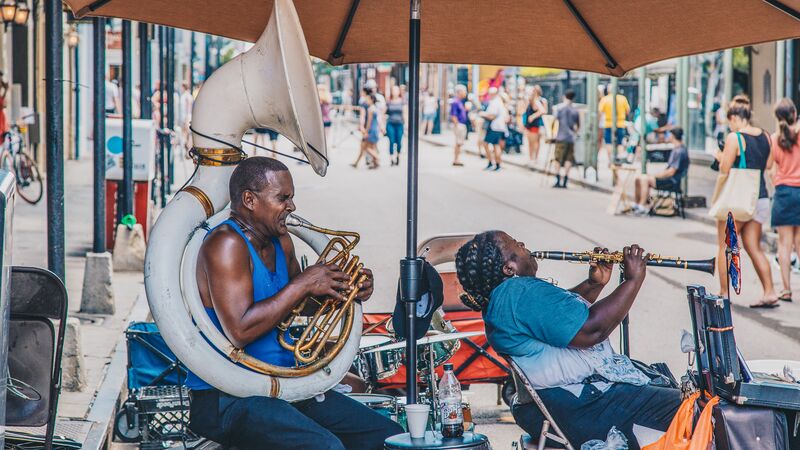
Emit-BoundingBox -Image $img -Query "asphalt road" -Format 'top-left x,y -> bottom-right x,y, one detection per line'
287,126 -> 800,448
111,126 -> 800,449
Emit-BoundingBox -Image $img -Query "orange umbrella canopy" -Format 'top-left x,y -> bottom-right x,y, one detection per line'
68,0 -> 800,75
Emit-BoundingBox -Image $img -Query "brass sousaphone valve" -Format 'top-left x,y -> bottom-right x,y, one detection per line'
277,221 -> 368,371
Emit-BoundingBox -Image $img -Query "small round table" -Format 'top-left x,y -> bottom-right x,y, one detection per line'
384,431 -> 490,450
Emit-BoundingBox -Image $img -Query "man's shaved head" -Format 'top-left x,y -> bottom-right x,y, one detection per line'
229,157 -> 289,208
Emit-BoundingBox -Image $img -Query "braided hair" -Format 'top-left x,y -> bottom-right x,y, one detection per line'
455,231 -> 510,312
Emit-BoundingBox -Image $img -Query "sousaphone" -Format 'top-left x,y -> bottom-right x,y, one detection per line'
144,0 -> 362,401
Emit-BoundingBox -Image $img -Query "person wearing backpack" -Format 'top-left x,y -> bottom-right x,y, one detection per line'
714,95 -> 777,308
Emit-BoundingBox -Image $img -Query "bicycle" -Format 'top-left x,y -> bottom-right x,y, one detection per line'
1,124 -> 43,205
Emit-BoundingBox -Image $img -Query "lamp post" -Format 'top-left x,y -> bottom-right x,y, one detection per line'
66,26 -> 80,160
1,0 -> 29,28
1,1 -> 17,26
11,1 -> 26,24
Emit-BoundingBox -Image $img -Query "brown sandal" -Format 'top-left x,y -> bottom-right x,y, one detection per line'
750,299 -> 781,308
779,290 -> 793,302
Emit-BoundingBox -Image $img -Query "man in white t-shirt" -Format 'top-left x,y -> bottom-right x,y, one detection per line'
105,77 -> 120,115
480,87 -> 508,171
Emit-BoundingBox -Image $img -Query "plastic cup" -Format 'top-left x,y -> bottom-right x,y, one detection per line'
404,404 -> 430,439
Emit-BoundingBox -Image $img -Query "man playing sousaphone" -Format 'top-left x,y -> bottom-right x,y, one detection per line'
454,231 -> 681,449
186,156 -> 402,449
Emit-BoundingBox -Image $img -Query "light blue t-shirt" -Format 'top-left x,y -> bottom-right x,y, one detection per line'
484,277 -> 648,396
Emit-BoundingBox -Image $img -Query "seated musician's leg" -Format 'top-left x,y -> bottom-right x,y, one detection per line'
295,390 -> 404,450
191,389 -> 348,450
584,384 -> 681,449
514,384 -> 680,450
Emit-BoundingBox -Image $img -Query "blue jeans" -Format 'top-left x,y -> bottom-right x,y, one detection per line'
189,388 -> 403,450
512,383 -> 680,449
386,122 -> 404,155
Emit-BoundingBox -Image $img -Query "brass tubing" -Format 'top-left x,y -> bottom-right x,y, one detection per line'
233,221 -> 366,376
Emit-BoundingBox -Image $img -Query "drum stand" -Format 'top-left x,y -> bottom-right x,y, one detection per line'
420,345 -> 440,426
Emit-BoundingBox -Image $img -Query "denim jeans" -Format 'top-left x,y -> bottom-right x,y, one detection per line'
189,388 -> 403,450
512,383 -> 681,449
386,122 -> 404,156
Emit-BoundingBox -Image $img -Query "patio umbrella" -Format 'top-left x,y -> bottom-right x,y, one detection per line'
68,0 -> 800,404
70,0 -> 800,76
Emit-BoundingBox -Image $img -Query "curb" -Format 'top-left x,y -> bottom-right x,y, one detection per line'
82,288 -> 150,450
421,135 -> 778,251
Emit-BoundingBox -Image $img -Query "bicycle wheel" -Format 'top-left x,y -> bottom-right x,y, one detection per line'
15,152 -> 43,205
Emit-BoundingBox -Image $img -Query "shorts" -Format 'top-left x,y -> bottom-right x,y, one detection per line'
422,112 -> 436,122
603,127 -> 626,145
484,130 -> 505,145
654,178 -> 679,191
753,197 -> 770,225
255,128 -> 280,140
455,123 -> 468,146
554,142 -> 575,164
526,126 -> 540,134
771,185 -> 800,227
323,121 -> 332,128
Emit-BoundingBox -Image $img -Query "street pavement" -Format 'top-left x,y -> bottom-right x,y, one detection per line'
11,118 -> 800,449
291,122 -> 800,447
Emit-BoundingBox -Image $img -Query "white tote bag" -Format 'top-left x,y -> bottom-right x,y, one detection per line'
708,132 -> 760,221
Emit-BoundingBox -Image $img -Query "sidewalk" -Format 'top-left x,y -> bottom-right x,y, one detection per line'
421,126 -> 778,250
11,155 -> 150,448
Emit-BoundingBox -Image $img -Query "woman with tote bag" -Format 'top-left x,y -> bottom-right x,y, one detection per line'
711,95 -> 778,307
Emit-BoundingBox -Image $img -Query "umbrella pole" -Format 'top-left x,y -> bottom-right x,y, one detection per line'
400,0 -> 424,405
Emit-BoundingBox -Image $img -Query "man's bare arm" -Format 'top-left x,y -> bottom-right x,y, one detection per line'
203,233 -> 349,348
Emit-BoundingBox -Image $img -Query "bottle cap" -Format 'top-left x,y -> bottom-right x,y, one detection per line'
443,363 -> 453,371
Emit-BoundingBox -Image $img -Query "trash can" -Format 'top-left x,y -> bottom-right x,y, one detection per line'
104,118 -> 156,250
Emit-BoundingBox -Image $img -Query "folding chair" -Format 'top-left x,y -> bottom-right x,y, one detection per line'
648,179 -> 685,219
505,356 -> 574,450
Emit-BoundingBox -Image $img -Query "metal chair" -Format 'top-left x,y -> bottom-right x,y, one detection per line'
505,356 -> 574,450
648,179 -> 686,219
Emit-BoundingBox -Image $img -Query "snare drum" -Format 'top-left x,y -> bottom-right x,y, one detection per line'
356,334 -> 401,381
347,393 -> 398,422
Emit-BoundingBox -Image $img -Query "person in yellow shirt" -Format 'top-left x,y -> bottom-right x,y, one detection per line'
598,87 -> 630,162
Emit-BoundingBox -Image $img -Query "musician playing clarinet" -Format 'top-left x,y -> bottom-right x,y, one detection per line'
455,232 -> 681,449
186,157 -> 402,450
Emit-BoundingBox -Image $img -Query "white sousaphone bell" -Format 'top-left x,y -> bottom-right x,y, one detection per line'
144,0 -> 363,401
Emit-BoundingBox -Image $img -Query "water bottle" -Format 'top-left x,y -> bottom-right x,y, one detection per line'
438,363 -> 464,438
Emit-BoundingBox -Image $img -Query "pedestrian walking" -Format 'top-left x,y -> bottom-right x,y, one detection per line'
770,98 -> 800,303
106,75 -> 121,116
385,85 -> 406,166
599,85 -> 630,164
480,87 -> 507,171
352,93 -> 381,169
551,89 -> 580,188
179,82 -> 194,155
450,85 -> 469,167
714,95 -> 778,307
422,90 -> 438,135
524,85 -> 547,166
253,128 -> 279,157
318,84 -> 333,143
0,72 -> 8,137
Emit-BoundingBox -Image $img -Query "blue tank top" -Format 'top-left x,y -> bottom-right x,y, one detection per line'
186,218 -> 294,390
